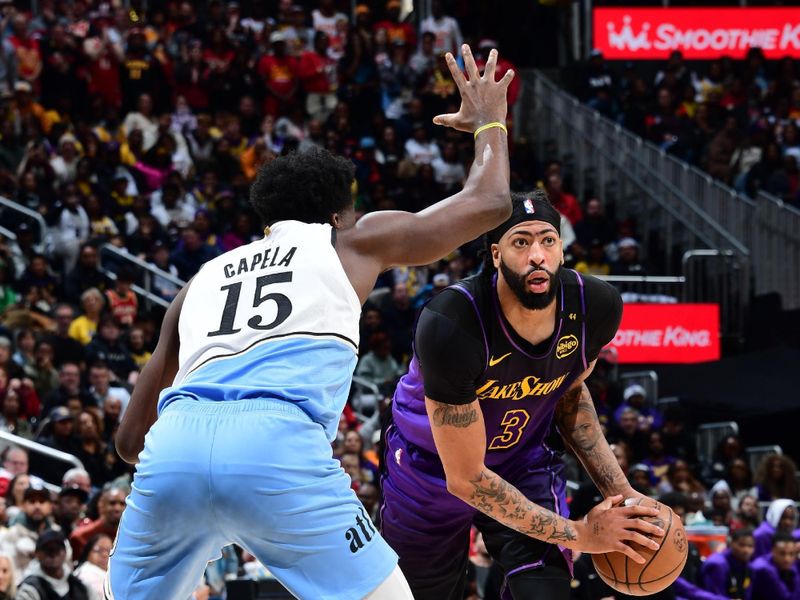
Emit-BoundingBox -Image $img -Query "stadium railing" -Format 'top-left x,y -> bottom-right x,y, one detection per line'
0,196 -> 48,249
523,71 -> 800,312
745,445 -> 783,475
0,430 -> 85,488
695,421 -> 739,468
98,243 -> 186,310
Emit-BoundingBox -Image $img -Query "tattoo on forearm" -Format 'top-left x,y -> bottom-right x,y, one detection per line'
468,469 -> 576,543
555,383 -> 629,495
432,404 -> 478,428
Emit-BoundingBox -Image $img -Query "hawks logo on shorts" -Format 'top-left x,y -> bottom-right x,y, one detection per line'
345,507 -> 378,553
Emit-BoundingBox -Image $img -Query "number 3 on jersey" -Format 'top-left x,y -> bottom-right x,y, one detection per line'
488,409 -> 530,450
208,272 -> 293,337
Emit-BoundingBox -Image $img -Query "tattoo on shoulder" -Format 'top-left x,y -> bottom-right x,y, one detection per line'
432,403 -> 478,428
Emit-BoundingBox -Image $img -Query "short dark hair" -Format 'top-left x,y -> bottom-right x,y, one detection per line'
249,147 -> 354,226
731,528 -> 754,542
658,492 -> 688,512
773,531 -> 796,546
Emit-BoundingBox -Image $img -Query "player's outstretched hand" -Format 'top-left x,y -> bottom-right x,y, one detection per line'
432,44 -> 515,133
571,495 -> 665,564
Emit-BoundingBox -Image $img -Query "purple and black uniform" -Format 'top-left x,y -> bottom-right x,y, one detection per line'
381,269 -> 622,599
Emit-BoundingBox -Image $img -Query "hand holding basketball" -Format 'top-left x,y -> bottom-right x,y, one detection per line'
592,497 -> 689,596
572,494 -> 664,564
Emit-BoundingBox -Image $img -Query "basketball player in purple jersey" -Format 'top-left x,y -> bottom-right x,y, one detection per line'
381,191 -> 664,599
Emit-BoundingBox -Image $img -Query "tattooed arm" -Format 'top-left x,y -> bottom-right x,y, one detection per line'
426,396 -> 663,561
554,361 -> 633,498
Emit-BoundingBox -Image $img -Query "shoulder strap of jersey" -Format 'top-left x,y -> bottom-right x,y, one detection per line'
558,269 -> 587,323
450,275 -> 490,374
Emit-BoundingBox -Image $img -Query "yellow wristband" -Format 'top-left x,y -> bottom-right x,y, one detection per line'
474,121 -> 508,139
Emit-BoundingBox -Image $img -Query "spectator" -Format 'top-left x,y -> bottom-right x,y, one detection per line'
257,31 -> 298,118
355,332 -> 404,397
0,553 -> 16,599
15,529 -> 91,600
36,407 -> 79,455
104,268 -> 138,328
753,498 -> 797,560
85,319 -> 136,383
614,383 -> 661,432
63,246 -> 110,307
5,474 -> 30,523
72,533 -> 111,599
700,527 -> 754,598
737,493 -> 761,530
544,173 -> 582,225
431,141 -> 465,194
127,327 -> 151,370
0,448 -> 43,495
755,453 -> 800,502
42,362 -> 91,417
374,0 -> 416,49
608,406 -> 648,462
53,486 -> 88,538
611,237 -> 647,276
45,304 -> 85,368
8,484 -> 56,536
749,532 -> 800,600
74,410 -> 109,486
660,460 -> 706,497
419,0 -> 462,56
61,469 -> 91,497
69,486 -> 126,558
574,240 -> 610,276
378,282 -> 415,362
298,31 -> 339,123
724,457 -> 756,507
404,123 -> 441,167
51,189 -> 90,275
25,339 -> 59,400
0,379 -> 34,439
573,198 -> 616,249
170,226 -> 219,281
642,430 -> 677,487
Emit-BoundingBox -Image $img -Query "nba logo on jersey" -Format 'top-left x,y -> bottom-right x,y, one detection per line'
523,198 -> 535,213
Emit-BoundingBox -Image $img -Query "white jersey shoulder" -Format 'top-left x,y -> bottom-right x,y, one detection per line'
173,220 -> 360,385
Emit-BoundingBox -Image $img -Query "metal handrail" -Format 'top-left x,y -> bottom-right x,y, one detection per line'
100,243 -> 186,288
0,196 -> 48,246
99,267 -> 171,310
0,225 -> 15,240
0,430 -> 85,472
534,75 -> 750,257
600,275 -> 685,285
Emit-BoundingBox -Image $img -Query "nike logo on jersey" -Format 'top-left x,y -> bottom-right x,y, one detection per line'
488,352 -> 512,367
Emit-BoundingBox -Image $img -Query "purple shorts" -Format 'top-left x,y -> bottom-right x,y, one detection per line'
380,424 -> 573,600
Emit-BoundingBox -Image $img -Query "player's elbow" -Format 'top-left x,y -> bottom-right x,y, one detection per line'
445,473 -> 475,502
115,432 -> 141,465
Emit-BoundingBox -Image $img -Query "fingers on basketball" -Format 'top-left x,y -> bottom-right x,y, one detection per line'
591,498 -> 689,596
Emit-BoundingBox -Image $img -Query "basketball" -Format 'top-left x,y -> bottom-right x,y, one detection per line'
591,497 -> 689,596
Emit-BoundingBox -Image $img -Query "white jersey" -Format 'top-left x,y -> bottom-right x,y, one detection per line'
159,220 -> 361,440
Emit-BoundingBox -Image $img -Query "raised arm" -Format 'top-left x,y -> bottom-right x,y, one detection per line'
554,362 -> 635,498
426,397 -> 663,564
338,44 -> 514,301
116,282 -> 189,464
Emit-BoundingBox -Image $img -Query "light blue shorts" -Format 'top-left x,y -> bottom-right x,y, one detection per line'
107,398 -> 397,600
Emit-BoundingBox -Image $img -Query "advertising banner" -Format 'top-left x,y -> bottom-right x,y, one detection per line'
593,8 -> 800,59
610,303 -> 720,363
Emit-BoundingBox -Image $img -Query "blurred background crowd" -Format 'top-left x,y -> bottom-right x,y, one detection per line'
0,0 -> 795,598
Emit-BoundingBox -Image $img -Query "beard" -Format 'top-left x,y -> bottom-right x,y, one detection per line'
499,259 -> 561,310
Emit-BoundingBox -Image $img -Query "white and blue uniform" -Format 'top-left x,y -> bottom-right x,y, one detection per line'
108,221 -> 398,600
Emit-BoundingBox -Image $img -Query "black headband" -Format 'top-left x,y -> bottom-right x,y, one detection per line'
486,193 -> 561,245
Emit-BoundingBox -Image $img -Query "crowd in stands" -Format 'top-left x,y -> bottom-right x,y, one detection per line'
0,0 -> 794,598
578,47 -> 800,209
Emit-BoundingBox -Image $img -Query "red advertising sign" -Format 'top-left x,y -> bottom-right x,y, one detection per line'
593,8 -> 800,59
610,303 -> 720,364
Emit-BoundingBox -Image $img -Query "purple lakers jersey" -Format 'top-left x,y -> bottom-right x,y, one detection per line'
392,270 -> 596,471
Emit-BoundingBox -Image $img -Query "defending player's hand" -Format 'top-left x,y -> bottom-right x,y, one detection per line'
572,494 -> 665,565
432,44 -> 515,133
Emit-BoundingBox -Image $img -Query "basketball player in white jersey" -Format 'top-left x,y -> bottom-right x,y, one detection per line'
107,44 -> 514,599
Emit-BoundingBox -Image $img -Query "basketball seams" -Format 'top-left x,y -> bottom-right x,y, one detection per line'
635,499 -> 672,591
592,497 -> 689,596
